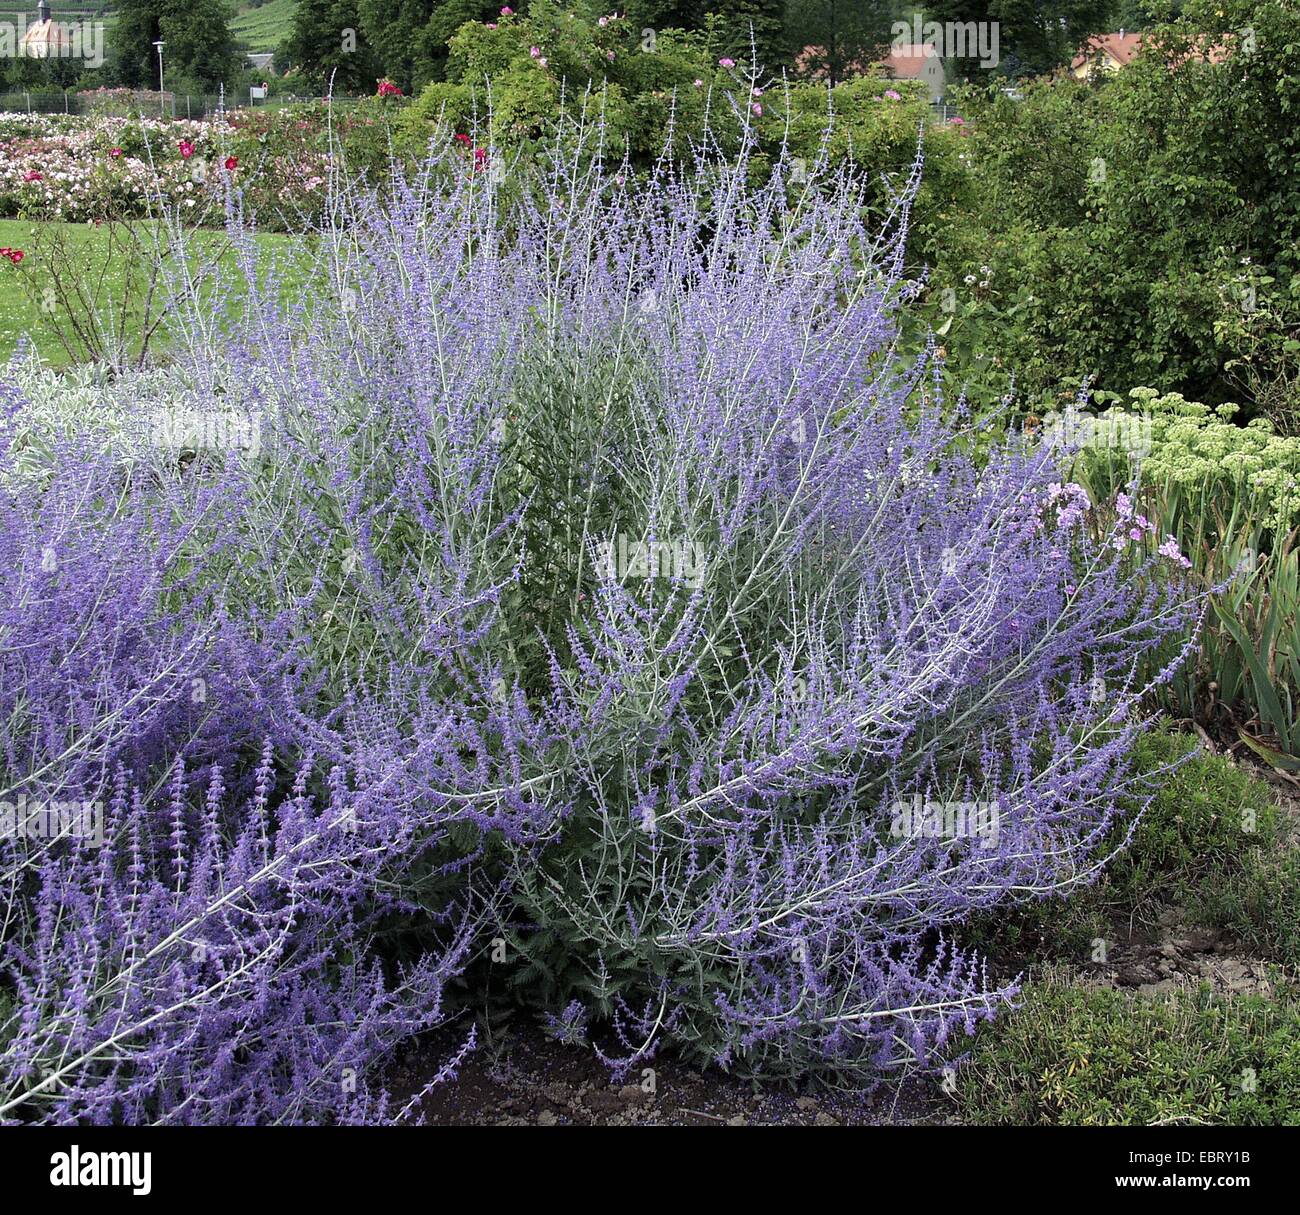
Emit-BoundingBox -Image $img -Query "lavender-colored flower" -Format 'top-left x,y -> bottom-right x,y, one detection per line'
1159,535 -> 1192,568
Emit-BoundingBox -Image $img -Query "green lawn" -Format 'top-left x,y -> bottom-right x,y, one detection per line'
0,219 -> 91,364
0,218 -> 311,366
232,0 -> 297,54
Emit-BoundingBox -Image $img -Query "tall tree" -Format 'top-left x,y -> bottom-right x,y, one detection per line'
417,0 -> 498,83
352,0 -> 495,90
110,0 -> 242,92
281,0 -> 382,92
921,0 -> 1117,77
785,0 -> 898,83
1114,0 -> 1183,28
163,0 -> 244,91
356,0 -> 436,89
622,1 -> 712,32
714,1 -> 791,71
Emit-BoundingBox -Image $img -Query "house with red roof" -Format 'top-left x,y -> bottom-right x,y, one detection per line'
1069,31 -> 1144,78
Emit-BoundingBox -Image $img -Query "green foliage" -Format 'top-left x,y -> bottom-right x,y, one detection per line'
709,0 -> 789,70
1105,726 -> 1299,973
342,0 -> 498,90
279,0 -> 812,91
1193,849 -> 1300,969
922,0 -> 1116,75
1067,388 -> 1300,765
401,5 -> 969,263
934,0 -> 1300,410
1100,729 -> 1281,911
956,970 -> 1300,1125
963,728 -> 1287,961
280,0 -> 382,92
784,0 -> 896,85
960,716 -> 1296,1127
110,0 -> 245,92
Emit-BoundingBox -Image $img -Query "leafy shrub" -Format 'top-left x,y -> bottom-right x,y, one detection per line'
964,729 -> 1287,963
1101,731 -> 1279,909
401,3 -> 968,263
956,969 -> 1300,1126
1194,851 -> 1300,969
1105,734 -> 1299,969
934,0 -> 1300,411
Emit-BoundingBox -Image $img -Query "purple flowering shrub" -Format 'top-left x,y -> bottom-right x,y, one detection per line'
0,127 -> 1201,1120
454,149 -> 1201,1077
0,396 -> 508,1123
208,136 -> 1196,1080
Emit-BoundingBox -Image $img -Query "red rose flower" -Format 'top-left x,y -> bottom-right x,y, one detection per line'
178,140 -> 195,159
224,156 -> 238,171
8,250 -> 25,265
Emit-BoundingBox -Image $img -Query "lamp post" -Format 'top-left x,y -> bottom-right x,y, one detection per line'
153,39 -> 165,115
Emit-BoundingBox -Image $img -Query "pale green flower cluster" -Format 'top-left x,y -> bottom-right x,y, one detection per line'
1113,387 -> 1300,531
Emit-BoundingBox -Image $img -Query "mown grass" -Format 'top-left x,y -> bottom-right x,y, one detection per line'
0,218 -> 313,365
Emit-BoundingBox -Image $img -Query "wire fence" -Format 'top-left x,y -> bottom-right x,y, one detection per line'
0,88 -> 961,125
0,92 -> 370,120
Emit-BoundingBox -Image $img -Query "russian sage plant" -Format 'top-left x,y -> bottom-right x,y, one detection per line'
180,129 -> 1198,1081
0,125 -> 1200,1119
0,414 -> 502,1123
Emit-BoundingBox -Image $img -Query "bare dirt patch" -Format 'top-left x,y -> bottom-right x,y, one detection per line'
388,1026 -> 952,1126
